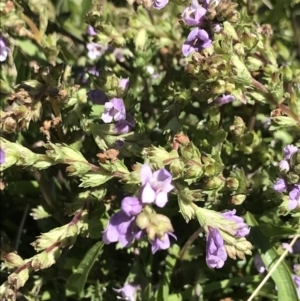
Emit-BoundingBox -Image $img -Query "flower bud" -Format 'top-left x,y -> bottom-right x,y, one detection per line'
226,177 -> 239,191
4,253 -> 24,268
170,159 -> 185,178
230,194 -> 246,205
180,142 -> 201,160
136,212 -> 150,230
203,175 -> 225,190
282,65 -> 293,82
3,116 -> 17,133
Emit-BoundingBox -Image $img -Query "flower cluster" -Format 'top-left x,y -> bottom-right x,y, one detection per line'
102,164 -> 175,253
181,0 -> 213,57
87,77 -> 135,135
273,145 -> 300,210
205,209 -> 251,268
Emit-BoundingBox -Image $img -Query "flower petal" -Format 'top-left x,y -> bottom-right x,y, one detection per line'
155,191 -> 168,207
141,183 -> 156,204
140,164 -> 153,185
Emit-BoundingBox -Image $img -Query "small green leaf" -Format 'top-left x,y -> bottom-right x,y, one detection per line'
66,241 -> 104,294
245,212 -> 299,301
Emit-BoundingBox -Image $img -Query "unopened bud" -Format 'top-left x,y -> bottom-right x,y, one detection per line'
3,116 -> 17,133
136,212 -> 150,230
226,177 -> 239,191
203,175 -> 225,190
5,253 -> 24,268
231,194 -> 246,205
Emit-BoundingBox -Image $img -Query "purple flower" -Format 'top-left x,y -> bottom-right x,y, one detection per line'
140,164 -> 174,208
87,42 -> 106,60
279,159 -> 289,172
101,98 -> 126,123
150,232 -> 176,254
121,197 -> 143,217
206,227 -> 227,269
114,283 -> 137,301
0,148 -> 5,164
283,145 -> 298,160
182,0 -> 207,27
114,115 -> 136,134
87,25 -> 97,36
87,90 -> 108,105
215,94 -> 235,106
273,178 -> 287,192
153,0 -> 169,10
294,264 -> 300,273
292,274 -> 300,298
254,254 -> 266,274
221,209 -> 250,237
102,211 -> 141,247
119,78 -> 130,92
288,185 -> 300,210
0,36 -> 9,62
182,28 -> 212,57
282,240 -> 300,254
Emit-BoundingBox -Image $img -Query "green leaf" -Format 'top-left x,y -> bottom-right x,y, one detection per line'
244,212 -> 299,301
155,246 -> 178,301
66,241 -> 104,294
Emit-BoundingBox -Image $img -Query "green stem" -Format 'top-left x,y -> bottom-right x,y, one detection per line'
251,78 -> 300,125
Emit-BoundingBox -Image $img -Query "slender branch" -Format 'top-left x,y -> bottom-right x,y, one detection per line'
246,234 -> 300,301
179,227 -> 203,260
15,204 -> 30,251
247,103 -> 259,131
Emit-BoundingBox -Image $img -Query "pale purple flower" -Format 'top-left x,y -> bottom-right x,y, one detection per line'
102,211 -> 141,247
87,25 -> 97,36
87,90 -> 108,104
279,159 -> 289,172
140,164 -> 174,208
119,78 -> 130,92
282,240 -> 300,254
283,145 -> 298,160
273,178 -> 287,192
153,0 -> 169,10
182,0 -> 207,26
0,148 -> 5,164
114,283 -> 137,301
101,98 -> 126,123
121,197 -> 142,217
215,94 -> 235,106
150,233 -> 176,254
221,209 -> 250,237
182,28 -> 212,57
254,254 -> 266,274
294,264 -> 300,273
292,274 -> 300,298
87,42 -> 106,60
206,227 -> 227,269
288,185 -> 300,210
0,36 -> 9,62
114,116 -> 136,134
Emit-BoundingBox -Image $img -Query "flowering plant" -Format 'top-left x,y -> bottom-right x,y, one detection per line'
0,0 -> 300,300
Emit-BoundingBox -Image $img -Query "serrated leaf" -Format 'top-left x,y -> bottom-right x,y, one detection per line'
66,241 -> 104,294
244,212 -> 299,301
